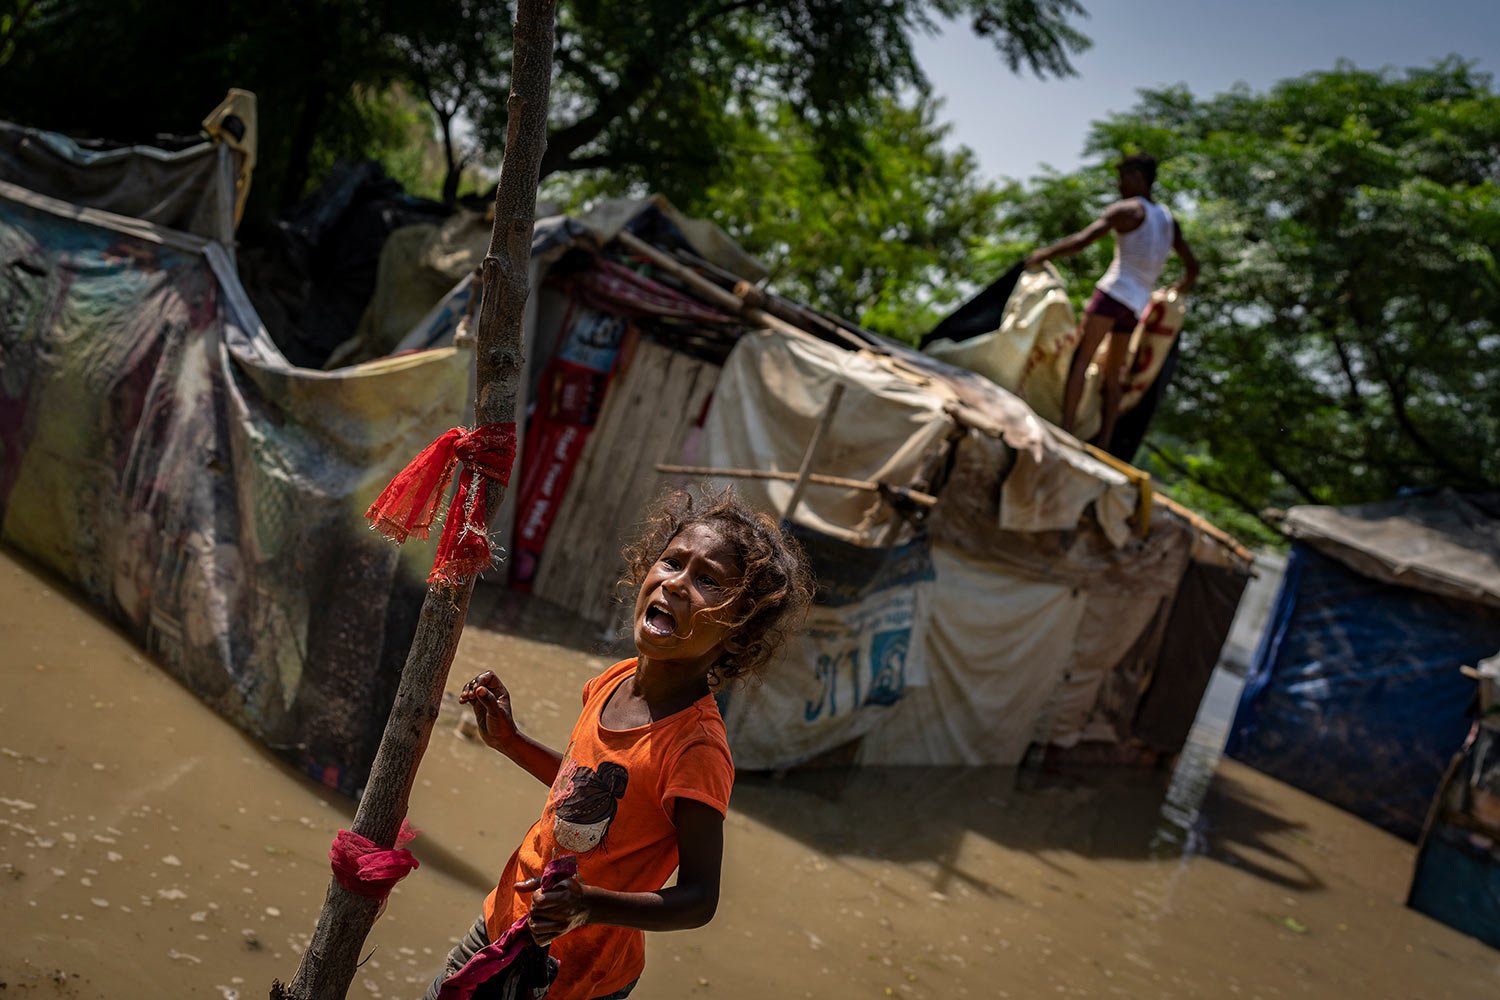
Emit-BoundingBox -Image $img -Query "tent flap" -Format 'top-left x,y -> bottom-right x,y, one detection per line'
1284,491 -> 1500,608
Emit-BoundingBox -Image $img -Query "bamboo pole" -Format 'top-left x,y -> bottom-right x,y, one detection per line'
1079,441 -> 1154,536
269,4 -> 556,998
655,464 -> 938,509
613,230 -> 851,348
783,383 -> 845,522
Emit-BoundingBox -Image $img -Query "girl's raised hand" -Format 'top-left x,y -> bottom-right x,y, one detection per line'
458,671 -> 518,751
518,874 -> 591,945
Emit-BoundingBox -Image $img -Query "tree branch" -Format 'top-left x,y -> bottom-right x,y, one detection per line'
1364,330 -> 1486,486
1144,442 -> 1280,528
536,0 -> 760,176
1253,443 -> 1319,503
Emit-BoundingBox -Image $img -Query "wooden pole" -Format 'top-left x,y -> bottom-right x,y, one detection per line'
782,382 -> 845,522
613,230 -> 847,348
654,463 -> 938,509
270,3 -> 556,998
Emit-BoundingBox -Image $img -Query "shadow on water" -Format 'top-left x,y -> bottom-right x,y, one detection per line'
731,670 -> 1324,899
473,580 -> 632,660
472,587 -> 1328,898
733,759 -> 1323,898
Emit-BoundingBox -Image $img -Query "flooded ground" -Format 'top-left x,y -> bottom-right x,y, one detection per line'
3,547 -> 1498,999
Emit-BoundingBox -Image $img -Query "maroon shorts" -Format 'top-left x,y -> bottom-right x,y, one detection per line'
1085,289 -> 1139,333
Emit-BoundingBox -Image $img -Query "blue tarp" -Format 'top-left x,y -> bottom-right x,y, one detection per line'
1226,544 -> 1500,841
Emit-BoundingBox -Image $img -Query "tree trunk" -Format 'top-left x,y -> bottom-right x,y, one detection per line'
438,107 -> 462,208
269,3 -> 557,998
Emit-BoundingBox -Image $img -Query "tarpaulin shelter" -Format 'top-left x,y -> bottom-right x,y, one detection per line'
1,105 -> 1254,787
0,107 -> 470,796
387,198 -> 1255,771
1226,491 -> 1500,840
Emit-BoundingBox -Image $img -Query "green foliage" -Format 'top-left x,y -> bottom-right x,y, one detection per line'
397,0 -> 1090,197
1039,60 -> 1500,525
694,98 -> 1005,339
0,1 -> 1088,225
0,0 -> 427,221
542,96 -> 1009,342
308,85 -> 450,203
0,0 -> 47,67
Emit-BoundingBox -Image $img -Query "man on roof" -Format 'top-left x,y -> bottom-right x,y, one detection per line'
1024,152 -> 1199,450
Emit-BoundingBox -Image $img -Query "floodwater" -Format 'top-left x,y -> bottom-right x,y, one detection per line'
3,548 -> 1497,999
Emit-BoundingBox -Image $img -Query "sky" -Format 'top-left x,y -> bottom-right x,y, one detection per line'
911,0 -> 1500,184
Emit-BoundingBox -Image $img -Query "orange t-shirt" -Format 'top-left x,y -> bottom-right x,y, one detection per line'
482,658 -> 735,999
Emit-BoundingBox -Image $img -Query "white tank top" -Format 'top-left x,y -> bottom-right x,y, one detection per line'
1095,198 -> 1174,314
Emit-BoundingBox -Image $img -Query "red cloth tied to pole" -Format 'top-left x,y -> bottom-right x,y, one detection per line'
437,854 -> 578,1000
364,423 -> 517,586
329,820 -> 420,901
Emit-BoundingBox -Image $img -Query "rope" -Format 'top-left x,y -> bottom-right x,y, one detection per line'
365,423 -> 518,585
328,820 -> 420,901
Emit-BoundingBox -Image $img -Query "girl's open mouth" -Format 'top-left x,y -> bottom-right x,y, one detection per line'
644,603 -> 676,637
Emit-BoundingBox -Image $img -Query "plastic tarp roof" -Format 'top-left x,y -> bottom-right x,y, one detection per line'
0,119 -> 240,244
1284,490 -> 1500,609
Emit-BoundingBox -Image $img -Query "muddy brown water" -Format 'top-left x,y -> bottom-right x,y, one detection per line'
3,548 -> 1497,999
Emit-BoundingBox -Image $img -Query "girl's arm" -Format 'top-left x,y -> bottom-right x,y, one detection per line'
524,798 -> 724,943
460,671 -> 562,786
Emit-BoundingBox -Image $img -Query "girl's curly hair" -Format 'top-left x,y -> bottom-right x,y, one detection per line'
620,485 -> 815,686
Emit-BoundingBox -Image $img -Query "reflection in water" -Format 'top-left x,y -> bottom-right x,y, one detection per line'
735,669 -> 1247,868
6,559 -> 1499,1000
1154,668 -> 1241,857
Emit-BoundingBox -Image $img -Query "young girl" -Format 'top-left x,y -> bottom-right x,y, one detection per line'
427,486 -> 813,1000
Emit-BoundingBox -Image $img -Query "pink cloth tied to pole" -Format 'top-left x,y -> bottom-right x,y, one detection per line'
364,422 -> 518,586
437,854 -> 579,1000
329,820 -> 420,901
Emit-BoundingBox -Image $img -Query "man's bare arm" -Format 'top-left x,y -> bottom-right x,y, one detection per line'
1025,200 -> 1138,268
1171,221 -> 1199,293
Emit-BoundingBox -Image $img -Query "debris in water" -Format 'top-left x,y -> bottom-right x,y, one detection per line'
158,887 -> 188,900
191,911 -> 209,922
91,898 -> 109,908
167,949 -> 202,964
162,854 -> 182,866
265,906 -> 281,917
1,797 -> 37,810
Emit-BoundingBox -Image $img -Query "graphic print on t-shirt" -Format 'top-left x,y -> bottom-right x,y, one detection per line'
550,757 -> 629,853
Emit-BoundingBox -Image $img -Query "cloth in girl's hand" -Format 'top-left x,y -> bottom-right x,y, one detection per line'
437,855 -> 577,1000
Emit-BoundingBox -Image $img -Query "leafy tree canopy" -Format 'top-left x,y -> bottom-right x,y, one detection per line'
0,0 -> 1089,219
